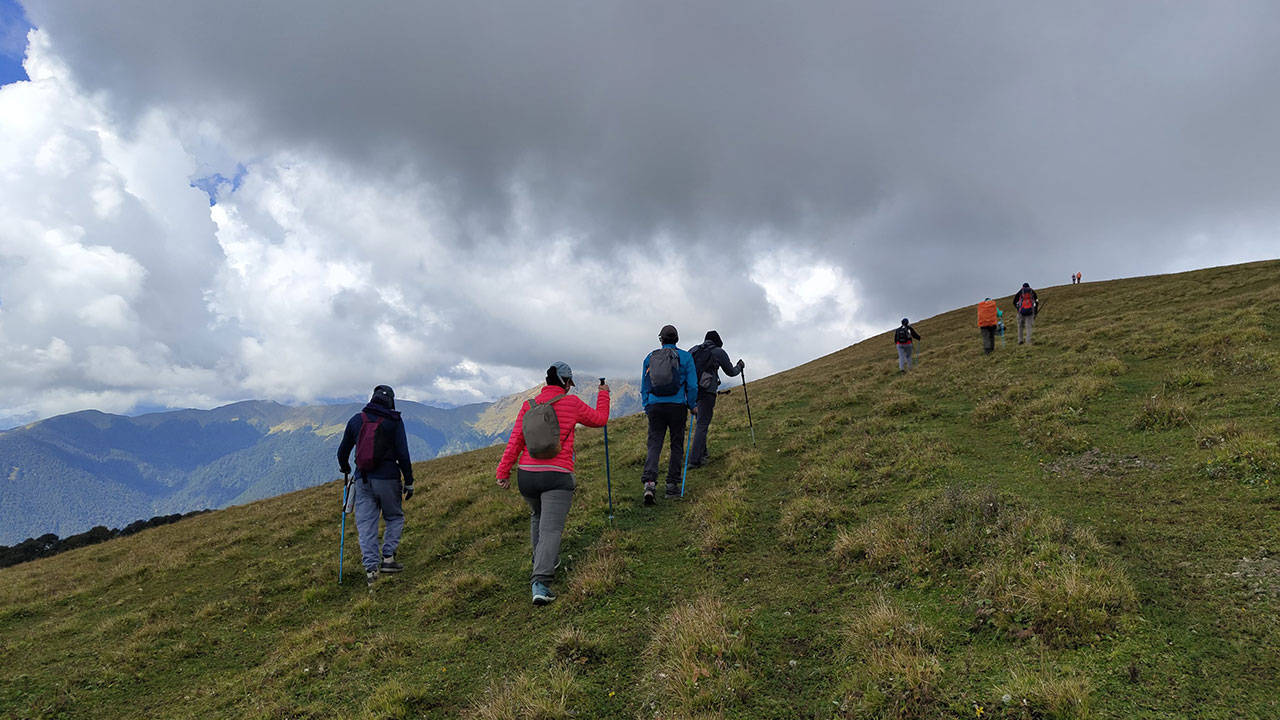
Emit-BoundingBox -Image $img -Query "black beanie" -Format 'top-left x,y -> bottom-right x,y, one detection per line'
659,325 -> 679,344
704,330 -> 723,347
371,385 -> 395,409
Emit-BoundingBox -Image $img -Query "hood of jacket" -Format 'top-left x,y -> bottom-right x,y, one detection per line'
361,403 -> 402,421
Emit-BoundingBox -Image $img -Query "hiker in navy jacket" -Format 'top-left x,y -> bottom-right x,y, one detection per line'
640,325 -> 698,504
337,385 -> 415,587
687,330 -> 744,469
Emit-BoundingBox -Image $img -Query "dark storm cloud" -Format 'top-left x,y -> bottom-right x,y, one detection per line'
24,0 -> 1280,325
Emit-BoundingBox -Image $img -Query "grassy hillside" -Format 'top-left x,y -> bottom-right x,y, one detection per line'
2,260 -> 1278,719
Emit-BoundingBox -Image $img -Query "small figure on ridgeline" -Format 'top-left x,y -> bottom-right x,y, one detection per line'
893,318 -> 921,372
495,362 -> 609,606
1077,272 -> 1083,284
1012,283 -> 1039,345
337,385 -> 415,588
640,325 -> 698,504
977,298 -> 999,355
687,330 -> 745,469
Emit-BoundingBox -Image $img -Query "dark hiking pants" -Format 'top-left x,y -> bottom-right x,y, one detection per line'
518,469 -> 575,586
642,403 -> 689,489
689,391 -> 717,465
980,326 -> 996,354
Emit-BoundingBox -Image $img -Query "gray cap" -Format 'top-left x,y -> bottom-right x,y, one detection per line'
551,361 -> 573,383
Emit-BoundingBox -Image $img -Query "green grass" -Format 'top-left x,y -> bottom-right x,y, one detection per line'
3,260 -> 1280,718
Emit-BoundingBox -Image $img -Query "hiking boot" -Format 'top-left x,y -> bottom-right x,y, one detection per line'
380,555 -> 404,573
532,582 -> 557,606
665,484 -> 680,500
365,567 -> 380,588
643,482 -> 656,506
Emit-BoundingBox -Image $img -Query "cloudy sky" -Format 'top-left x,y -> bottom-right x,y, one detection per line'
1,1 -> 1277,427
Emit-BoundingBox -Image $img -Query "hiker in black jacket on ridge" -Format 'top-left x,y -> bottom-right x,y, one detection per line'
687,330 -> 744,469
337,385 -> 415,587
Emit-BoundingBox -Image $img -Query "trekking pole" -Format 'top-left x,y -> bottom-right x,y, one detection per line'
741,371 -> 756,447
600,378 -> 613,524
338,472 -> 351,585
680,409 -> 693,497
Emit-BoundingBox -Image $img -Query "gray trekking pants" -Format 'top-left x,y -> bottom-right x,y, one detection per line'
353,475 -> 405,572
517,469 -> 575,585
689,392 -> 717,465
1017,313 -> 1035,344
896,343 -> 915,370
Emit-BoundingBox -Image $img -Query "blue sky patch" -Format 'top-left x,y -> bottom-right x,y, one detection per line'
0,0 -> 30,86
189,164 -> 249,206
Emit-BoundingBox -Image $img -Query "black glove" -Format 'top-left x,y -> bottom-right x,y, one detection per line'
737,359 -> 745,369
403,484 -> 414,501
339,462 -> 351,475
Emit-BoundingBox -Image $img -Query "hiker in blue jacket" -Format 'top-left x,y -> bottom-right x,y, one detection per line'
640,325 -> 698,504
337,385 -> 415,587
687,330 -> 744,469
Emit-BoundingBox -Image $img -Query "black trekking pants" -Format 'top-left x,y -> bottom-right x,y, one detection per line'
980,325 -> 996,354
642,403 -> 689,488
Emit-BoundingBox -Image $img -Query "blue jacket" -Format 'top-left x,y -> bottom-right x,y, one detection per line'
641,344 -> 698,411
337,403 -> 415,483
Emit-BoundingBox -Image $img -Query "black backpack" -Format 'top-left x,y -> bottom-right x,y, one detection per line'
690,341 -> 718,392
647,348 -> 682,396
894,326 -> 913,344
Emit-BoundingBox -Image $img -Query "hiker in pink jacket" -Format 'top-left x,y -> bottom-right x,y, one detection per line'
496,361 -> 609,605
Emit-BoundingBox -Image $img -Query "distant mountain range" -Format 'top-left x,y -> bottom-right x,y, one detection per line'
0,381 -> 641,545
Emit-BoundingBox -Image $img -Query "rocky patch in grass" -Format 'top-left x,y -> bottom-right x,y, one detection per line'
1044,448 -> 1162,478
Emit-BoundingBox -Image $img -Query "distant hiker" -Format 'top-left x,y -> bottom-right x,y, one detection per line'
640,325 -> 698,504
893,318 -> 921,372
977,298 -> 999,355
687,330 -> 745,469
1012,283 -> 1039,345
496,362 -> 609,606
337,385 -> 415,587
1077,272 -> 1082,284
996,309 -> 1006,346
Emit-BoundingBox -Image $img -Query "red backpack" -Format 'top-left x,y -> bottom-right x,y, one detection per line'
355,413 -> 389,473
1019,291 -> 1036,315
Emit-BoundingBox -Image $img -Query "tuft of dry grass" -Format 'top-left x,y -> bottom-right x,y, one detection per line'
469,666 -> 579,720
1201,432 -> 1279,487
550,626 -> 605,667
838,596 -> 943,718
644,596 -> 751,717
566,530 -> 631,601
874,389 -> 921,417
694,482 -> 749,554
993,670 -> 1092,719
779,495 -> 844,549
835,487 -> 1135,648
1133,392 -> 1194,431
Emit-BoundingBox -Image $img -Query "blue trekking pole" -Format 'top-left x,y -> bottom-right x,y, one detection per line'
680,410 -> 693,497
600,378 -> 613,523
338,472 -> 351,585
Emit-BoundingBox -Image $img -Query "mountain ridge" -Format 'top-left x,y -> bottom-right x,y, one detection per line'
0,382 -> 643,545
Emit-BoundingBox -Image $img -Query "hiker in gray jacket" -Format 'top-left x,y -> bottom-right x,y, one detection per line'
687,330 -> 744,469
